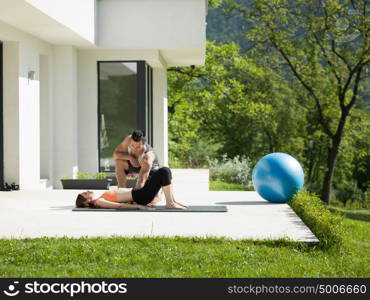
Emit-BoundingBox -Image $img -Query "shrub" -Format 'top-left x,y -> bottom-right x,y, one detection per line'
76,172 -> 108,179
288,190 -> 344,249
169,138 -> 221,168
209,180 -> 254,191
332,180 -> 370,209
208,154 -> 253,187
169,155 -> 184,169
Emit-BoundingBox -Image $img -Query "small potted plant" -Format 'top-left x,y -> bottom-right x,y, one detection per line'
106,173 -> 138,188
61,172 -> 112,190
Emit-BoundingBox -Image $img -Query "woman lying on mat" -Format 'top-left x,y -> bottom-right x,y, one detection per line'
75,167 -> 187,210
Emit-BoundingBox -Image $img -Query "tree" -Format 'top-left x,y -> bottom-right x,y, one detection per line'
168,42 -> 306,166
226,0 -> 370,203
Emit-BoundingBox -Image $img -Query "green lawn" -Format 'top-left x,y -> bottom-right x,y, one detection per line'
0,181 -> 368,277
0,216 -> 369,277
209,180 -> 254,191
328,206 -> 370,222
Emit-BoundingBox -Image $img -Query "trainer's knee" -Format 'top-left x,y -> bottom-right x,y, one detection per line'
115,160 -> 128,171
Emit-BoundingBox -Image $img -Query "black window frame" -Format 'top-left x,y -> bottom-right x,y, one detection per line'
147,65 -> 153,145
97,60 -> 153,172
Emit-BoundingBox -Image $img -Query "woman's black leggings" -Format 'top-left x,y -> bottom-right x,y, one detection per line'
131,167 -> 172,205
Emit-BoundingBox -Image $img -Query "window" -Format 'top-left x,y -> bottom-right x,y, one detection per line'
97,61 -> 153,172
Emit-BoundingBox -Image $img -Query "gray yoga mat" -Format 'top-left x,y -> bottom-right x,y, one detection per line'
72,205 -> 227,212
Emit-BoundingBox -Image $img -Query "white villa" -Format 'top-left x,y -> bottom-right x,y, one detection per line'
0,0 -> 207,189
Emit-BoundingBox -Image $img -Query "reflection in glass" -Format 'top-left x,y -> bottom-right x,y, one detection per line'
99,62 -> 137,172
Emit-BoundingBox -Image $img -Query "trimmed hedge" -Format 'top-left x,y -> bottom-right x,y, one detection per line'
288,190 -> 344,249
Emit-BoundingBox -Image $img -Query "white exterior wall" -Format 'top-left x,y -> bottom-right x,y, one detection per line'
98,0 -> 206,66
52,46 -> 78,188
18,39 -> 41,189
1,24 -> 79,189
1,25 -> 168,189
1,20 -> 54,189
77,49 -> 168,173
98,0 -> 204,48
25,0 -> 97,44
152,69 -> 168,167
76,50 -> 98,174
40,54 -> 53,184
3,42 -> 20,185
0,0 -> 206,189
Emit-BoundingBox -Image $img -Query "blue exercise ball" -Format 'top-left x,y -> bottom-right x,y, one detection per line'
252,152 -> 304,203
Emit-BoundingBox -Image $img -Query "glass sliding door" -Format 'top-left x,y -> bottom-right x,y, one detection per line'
98,61 -> 153,172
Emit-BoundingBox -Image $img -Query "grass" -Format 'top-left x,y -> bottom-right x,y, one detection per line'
0,216 -> 369,277
0,181 -> 368,277
289,190 -> 344,249
328,206 -> 370,222
209,180 -> 254,191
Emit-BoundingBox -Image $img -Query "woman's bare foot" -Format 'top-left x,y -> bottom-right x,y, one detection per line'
147,196 -> 161,207
165,202 -> 187,209
174,200 -> 187,209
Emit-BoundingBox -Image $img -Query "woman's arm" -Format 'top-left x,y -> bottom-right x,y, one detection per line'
93,198 -> 153,210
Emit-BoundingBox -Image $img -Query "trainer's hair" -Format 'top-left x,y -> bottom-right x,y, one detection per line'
131,130 -> 146,143
76,194 -> 88,208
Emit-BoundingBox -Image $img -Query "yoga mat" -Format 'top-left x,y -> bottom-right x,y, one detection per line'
72,205 -> 227,212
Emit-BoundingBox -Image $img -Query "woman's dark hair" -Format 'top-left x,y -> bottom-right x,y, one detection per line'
76,194 -> 88,208
131,130 -> 146,143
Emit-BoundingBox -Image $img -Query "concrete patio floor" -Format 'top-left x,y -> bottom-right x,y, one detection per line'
0,169 -> 318,243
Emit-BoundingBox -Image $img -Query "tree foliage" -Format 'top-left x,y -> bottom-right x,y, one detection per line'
169,42 -> 306,165
168,0 -> 370,207
224,0 -> 370,204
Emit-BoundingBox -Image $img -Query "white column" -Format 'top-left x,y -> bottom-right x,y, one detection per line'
52,46 -> 78,188
19,44 -> 41,188
40,54 -> 53,187
3,42 -> 20,185
152,68 -> 168,166
77,50 -> 98,174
